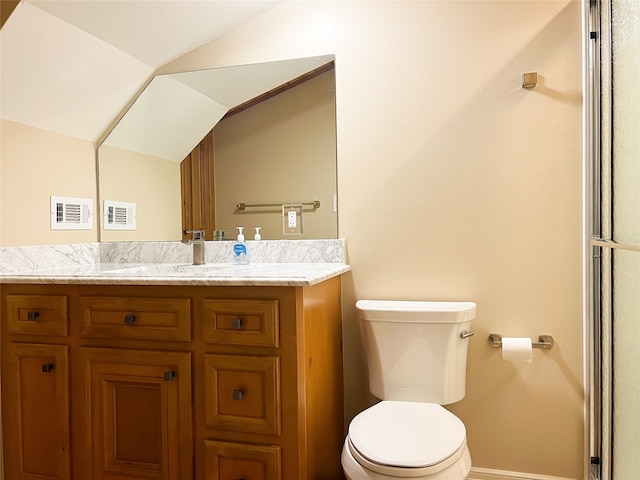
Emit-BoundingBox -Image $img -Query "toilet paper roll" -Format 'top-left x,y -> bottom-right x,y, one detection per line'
501,337 -> 532,363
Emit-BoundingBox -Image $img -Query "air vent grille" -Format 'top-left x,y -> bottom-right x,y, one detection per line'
50,196 -> 93,230
103,200 -> 136,230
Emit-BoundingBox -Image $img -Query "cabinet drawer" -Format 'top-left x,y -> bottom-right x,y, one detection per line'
202,299 -> 278,347
5,294 -> 68,336
204,354 -> 281,435
204,440 -> 281,480
78,296 -> 191,341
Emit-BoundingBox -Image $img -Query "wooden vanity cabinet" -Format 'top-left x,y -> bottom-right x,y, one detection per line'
1,277 -> 345,480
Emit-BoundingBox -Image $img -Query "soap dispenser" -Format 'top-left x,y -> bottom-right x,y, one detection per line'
254,227 -> 262,241
233,227 -> 250,265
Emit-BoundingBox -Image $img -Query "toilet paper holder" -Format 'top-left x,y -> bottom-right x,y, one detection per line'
488,333 -> 554,350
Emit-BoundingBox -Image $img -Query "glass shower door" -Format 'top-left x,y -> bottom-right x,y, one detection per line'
610,0 -> 640,477
589,0 -> 640,479
611,250 -> 640,478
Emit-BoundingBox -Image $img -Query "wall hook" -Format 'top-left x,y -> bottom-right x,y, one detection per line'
522,72 -> 538,89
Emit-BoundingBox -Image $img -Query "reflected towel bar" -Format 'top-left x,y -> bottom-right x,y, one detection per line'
489,333 -> 554,350
237,200 -> 320,210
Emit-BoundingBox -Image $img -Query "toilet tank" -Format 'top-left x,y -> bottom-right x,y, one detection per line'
356,300 -> 476,405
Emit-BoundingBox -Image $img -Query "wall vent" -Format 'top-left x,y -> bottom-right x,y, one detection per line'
103,200 -> 136,230
50,196 -> 93,230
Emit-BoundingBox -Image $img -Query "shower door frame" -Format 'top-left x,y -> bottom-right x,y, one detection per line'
586,0 -> 607,477
586,1 -> 601,477
587,0 -> 611,477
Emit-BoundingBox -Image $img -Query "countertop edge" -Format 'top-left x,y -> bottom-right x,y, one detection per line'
0,263 -> 351,287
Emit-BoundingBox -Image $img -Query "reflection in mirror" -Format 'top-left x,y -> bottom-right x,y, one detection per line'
98,55 -> 337,242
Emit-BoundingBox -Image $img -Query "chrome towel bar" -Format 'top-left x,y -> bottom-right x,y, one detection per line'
489,333 -> 554,350
236,200 -> 320,210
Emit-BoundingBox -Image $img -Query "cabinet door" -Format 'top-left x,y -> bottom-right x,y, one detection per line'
78,348 -> 192,480
2,343 -> 70,480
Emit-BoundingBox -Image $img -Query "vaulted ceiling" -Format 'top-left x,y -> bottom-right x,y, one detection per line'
0,0 -> 281,142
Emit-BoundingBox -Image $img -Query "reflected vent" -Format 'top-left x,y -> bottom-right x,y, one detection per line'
50,196 -> 93,230
103,200 -> 136,230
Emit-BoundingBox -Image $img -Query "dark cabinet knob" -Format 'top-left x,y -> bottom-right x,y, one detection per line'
27,311 -> 40,320
231,318 -> 243,330
163,371 -> 175,381
123,314 -> 136,326
232,389 -> 244,400
41,363 -> 55,373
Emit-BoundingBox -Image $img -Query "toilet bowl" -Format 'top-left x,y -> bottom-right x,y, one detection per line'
341,401 -> 471,480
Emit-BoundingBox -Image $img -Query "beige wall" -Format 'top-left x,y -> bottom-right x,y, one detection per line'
0,1 -> 584,477
165,1 -> 584,477
215,70 -> 337,240
99,145 -> 181,241
0,119 -> 97,246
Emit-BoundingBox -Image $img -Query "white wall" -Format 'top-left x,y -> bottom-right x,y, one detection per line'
0,120 -> 97,246
164,1 -> 584,477
99,145 -> 182,242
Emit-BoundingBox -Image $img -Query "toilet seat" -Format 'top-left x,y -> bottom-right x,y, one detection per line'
348,401 -> 467,477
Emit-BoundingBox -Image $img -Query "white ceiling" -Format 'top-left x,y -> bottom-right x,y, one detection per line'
0,0 -> 281,142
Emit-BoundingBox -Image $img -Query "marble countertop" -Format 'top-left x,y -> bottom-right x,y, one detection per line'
0,262 -> 351,287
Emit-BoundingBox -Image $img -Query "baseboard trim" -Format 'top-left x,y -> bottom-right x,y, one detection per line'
469,467 -> 579,480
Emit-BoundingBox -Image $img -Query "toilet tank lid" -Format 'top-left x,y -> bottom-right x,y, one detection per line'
356,300 -> 476,323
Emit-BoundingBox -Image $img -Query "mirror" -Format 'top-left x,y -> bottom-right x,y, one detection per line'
98,55 -> 337,242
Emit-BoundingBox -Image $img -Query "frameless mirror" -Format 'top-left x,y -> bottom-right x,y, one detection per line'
98,55 -> 337,242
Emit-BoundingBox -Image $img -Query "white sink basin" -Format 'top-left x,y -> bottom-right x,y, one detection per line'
107,264 -> 232,276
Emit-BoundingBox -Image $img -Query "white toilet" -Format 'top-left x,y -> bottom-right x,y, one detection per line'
342,300 -> 476,480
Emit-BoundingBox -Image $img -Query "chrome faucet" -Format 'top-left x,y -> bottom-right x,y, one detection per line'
213,230 -> 230,241
183,230 -> 205,265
